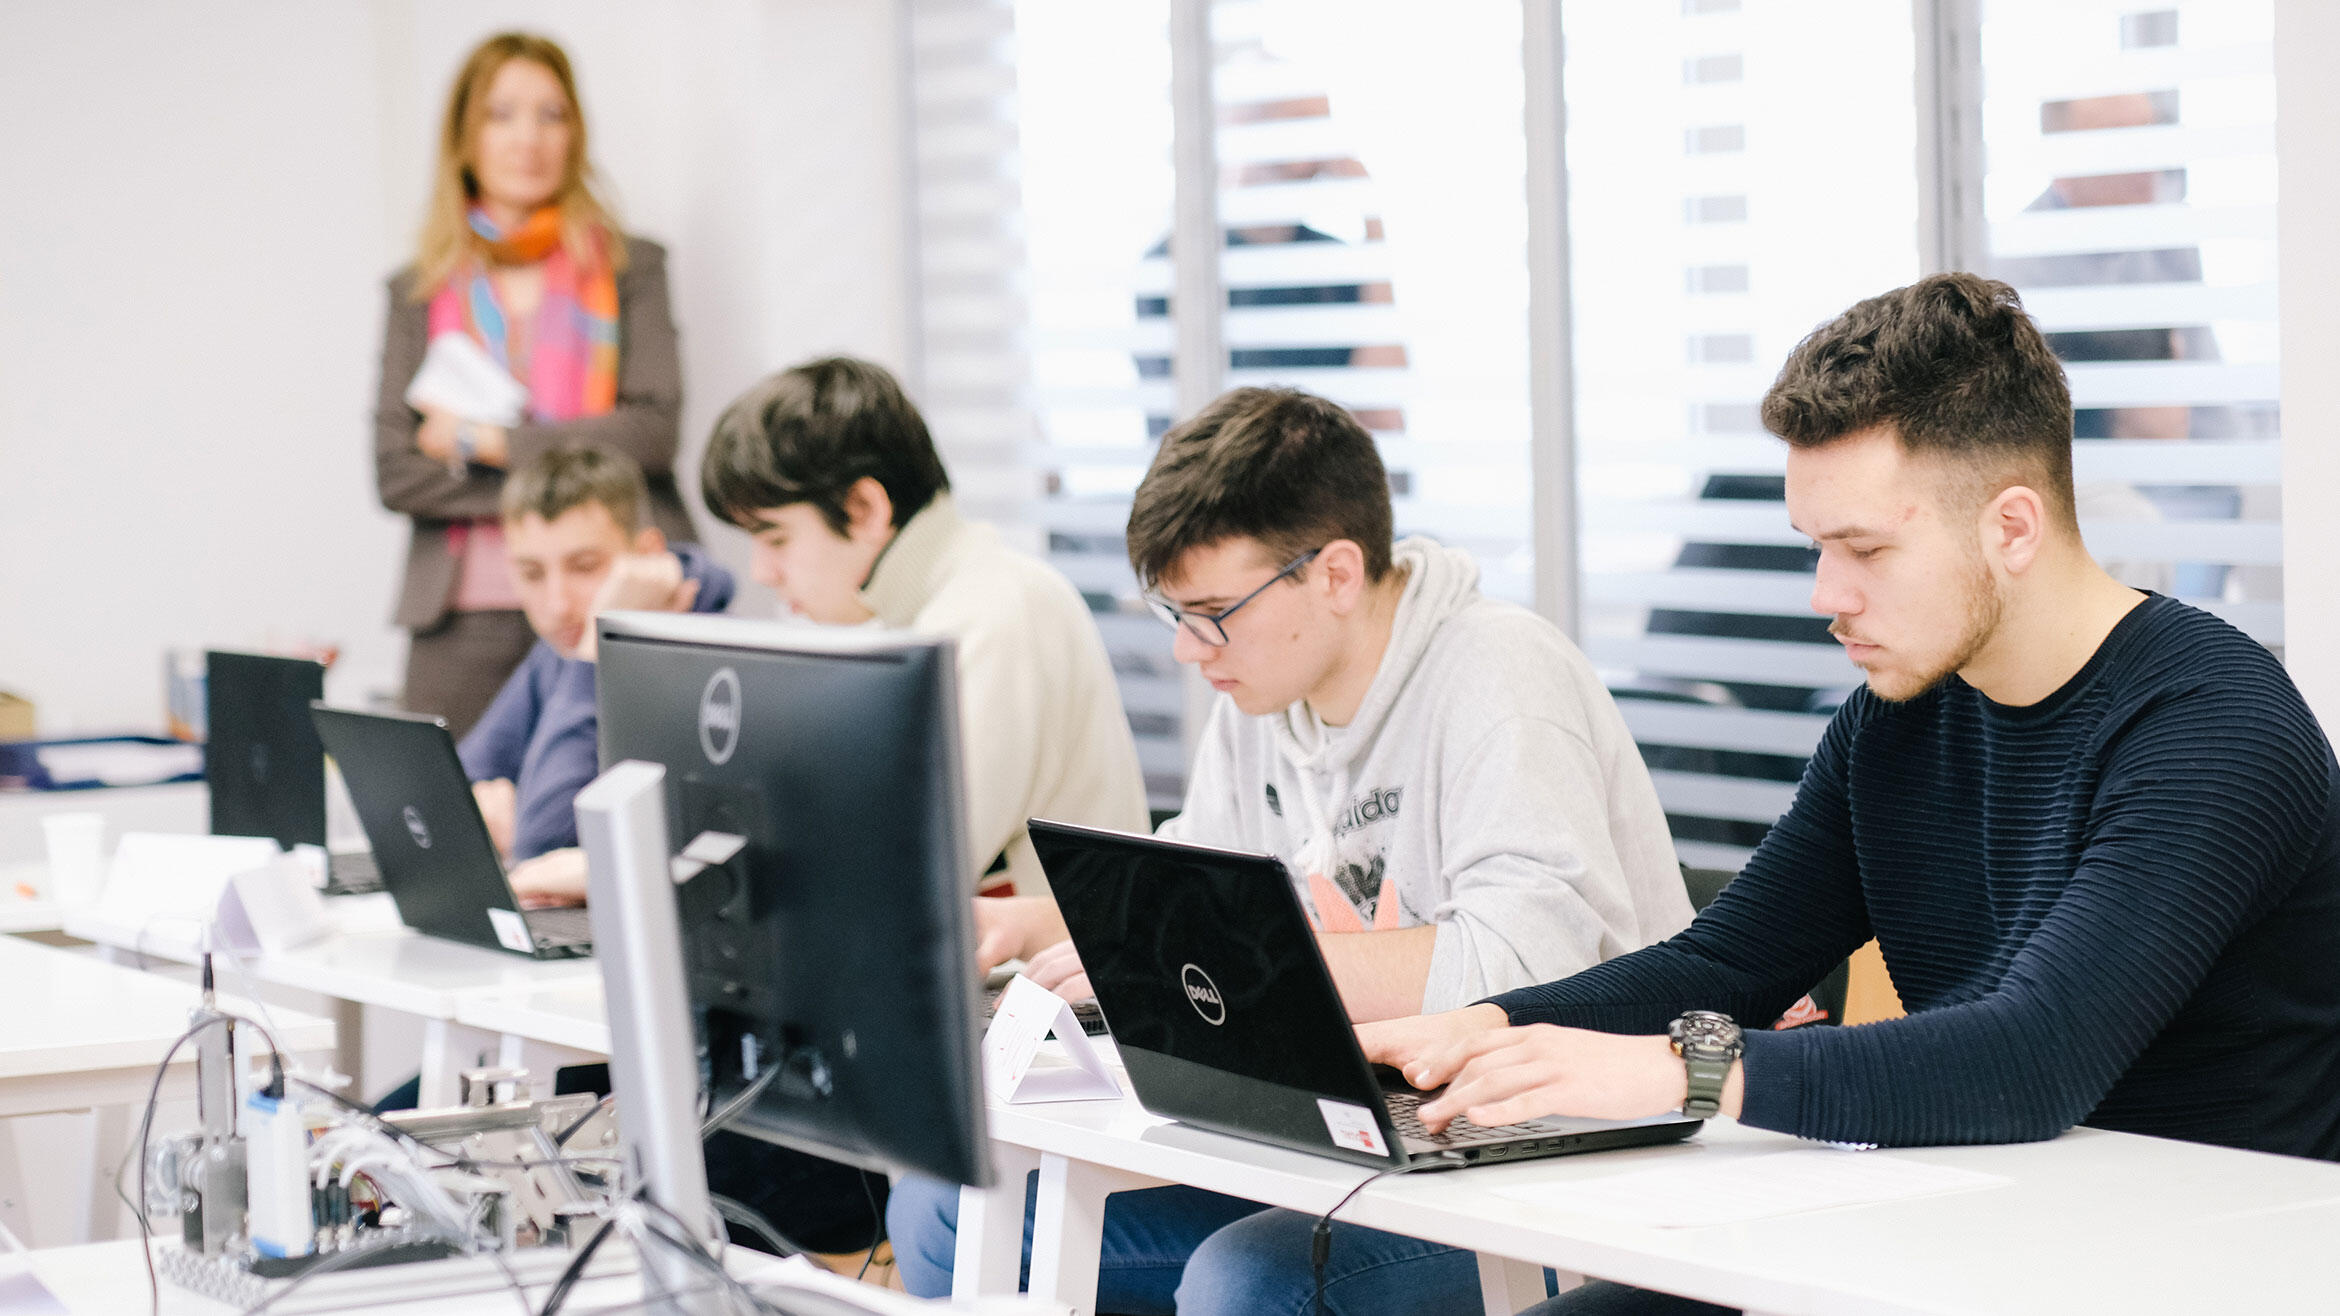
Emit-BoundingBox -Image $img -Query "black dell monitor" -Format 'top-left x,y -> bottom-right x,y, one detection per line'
593,610 -> 991,1188
205,650 -> 329,849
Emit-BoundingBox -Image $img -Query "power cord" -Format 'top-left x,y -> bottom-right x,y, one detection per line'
855,1172 -> 884,1282
698,1065 -> 780,1140
1309,1158 -> 1448,1316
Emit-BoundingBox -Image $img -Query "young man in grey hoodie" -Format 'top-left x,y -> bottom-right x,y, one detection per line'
891,386 -> 1694,1313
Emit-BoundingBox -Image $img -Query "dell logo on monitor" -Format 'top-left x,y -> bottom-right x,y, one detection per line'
1180,963 -> 1226,1026
401,804 -> 432,850
699,667 -> 742,766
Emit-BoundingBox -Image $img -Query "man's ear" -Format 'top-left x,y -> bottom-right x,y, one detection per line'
843,477 -> 896,542
1983,484 -> 2050,576
1316,539 -> 1370,613
631,526 -> 668,556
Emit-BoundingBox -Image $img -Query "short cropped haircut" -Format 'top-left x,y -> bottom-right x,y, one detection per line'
1126,387 -> 1394,588
500,444 -> 648,533
700,356 -> 949,536
1761,272 -> 2077,525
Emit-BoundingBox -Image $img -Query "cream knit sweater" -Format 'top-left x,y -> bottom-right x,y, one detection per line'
858,494 -> 1149,895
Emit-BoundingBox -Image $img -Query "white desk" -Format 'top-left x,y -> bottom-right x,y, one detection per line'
0,938 -> 336,1244
0,780 -> 207,864
6,1236 -> 1058,1315
63,897 -> 598,1107
959,1071 -> 2340,1316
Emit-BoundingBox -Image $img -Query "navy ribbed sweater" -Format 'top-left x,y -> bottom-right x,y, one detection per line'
1492,595 -> 2340,1157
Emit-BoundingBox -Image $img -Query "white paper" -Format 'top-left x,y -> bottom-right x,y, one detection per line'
486,907 -> 535,954
215,859 -> 333,955
99,832 -> 281,923
1316,1098 -> 1390,1157
34,739 -> 202,786
1491,1148 -> 2009,1228
404,331 -> 528,427
982,973 -> 1121,1103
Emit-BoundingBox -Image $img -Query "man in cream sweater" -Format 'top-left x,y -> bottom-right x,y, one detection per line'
891,386 -> 1695,1312
699,356 -> 1150,901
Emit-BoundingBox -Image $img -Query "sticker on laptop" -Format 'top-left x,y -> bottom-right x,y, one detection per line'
1317,1098 -> 1390,1157
487,907 -> 534,954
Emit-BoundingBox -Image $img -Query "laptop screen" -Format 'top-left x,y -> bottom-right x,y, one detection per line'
1033,823 -> 1377,1100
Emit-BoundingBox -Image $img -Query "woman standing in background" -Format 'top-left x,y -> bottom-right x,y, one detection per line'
374,31 -> 692,738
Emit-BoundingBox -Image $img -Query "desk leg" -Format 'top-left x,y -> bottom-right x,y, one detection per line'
1478,1252 -> 1564,1316
418,1020 -> 499,1108
82,1105 -> 135,1243
956,1143 -> 1041,1298
329,998 -> 365,1092
1027,1153 -> 1168,1315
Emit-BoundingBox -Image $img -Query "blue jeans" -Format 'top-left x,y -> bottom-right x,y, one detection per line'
888,1173 -> 1263,1313
888,1175 -> 1493,1315
1522,1282 -> 1737,1314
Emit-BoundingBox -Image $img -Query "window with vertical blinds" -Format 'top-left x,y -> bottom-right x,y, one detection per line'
1201,0 -> 1536,606
909,0 -> 2286,863
1566,0 -> 1921,873
908,0 -> 1188,809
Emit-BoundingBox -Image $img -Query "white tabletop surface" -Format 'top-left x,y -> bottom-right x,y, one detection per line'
63,894 -> 599,1021
5,1236 -> 1050,1315
451,976 -> 611,1054
979,1068 -> 2340,1315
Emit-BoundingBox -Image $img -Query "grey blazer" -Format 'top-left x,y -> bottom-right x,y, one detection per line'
373,235 -> 696,631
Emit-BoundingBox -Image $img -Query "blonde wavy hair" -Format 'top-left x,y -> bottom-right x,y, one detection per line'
409,32 -> 625,299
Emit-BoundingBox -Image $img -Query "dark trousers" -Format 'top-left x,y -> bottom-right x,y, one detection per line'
403,608 -> 535,742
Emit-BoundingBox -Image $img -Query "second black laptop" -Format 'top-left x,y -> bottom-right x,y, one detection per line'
1029,819 -> 1701,1170
309,705 -> 591,960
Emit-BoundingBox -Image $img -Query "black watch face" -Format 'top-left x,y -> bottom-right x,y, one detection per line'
1672,1010 -> 1740,1056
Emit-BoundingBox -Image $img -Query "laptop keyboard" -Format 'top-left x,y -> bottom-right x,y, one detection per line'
1383,1089 -> 1551,1147
322,850 -> 382,896
524,905 -> 593,948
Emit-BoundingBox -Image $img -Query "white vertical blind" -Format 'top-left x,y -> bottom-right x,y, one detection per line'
1566,0 -> 1921,873
1974,0 -> 2282,645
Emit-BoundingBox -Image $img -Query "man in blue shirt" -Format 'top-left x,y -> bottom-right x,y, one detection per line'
1196,273 -> 2340,1314
456,445 -> 734,903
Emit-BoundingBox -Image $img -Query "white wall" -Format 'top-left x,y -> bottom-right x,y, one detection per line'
0,0 -> 909,734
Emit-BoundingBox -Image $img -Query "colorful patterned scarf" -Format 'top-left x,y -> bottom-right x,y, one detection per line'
426,206 -> 619,422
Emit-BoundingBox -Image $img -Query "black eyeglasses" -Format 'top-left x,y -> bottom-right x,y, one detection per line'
1142,548 -> 1322,647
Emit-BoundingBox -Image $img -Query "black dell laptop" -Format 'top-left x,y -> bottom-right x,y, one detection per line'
309,705 -> 591,960
205,651 -> 380,894
1028,819 -> 1701,1170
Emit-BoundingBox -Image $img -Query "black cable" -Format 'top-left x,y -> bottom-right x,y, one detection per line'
855,1172 -> 884,1282
535,1213 -> 618,1316
699,1065 -> 780,1140
237,1228 -> 466,1316
553,1093 -> 618,1147
1310,1159 -> 1447,1316
122,1016 -> 227,1316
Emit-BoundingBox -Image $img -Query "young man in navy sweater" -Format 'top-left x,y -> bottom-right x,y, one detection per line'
1248,273 -> 2340,1314
456,445 -> 734,904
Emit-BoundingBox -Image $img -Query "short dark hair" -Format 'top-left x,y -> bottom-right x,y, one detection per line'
700,356 -> 950,535
1761,272 -> 2077,525
500,444 -> 647,533
1126,387 -> 1394,588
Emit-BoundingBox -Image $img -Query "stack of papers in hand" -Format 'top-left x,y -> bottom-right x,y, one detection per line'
405,332 -> 527,426
1490,1148 -> 2009,1228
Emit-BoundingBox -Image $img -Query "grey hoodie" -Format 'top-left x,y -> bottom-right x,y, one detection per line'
1160,537 -> 1693,1010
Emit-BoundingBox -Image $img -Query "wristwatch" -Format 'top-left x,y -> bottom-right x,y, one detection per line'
453,420 -> 480,466
1668,1010 -> 1743,1118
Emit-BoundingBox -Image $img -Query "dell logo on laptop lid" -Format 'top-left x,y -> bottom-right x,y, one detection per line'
402,804 -> 432,850
1181,963 -> 1226,1026
699,667 -> 742,766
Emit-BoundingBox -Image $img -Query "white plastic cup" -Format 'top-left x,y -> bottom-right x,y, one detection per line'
41,811 -> 106,905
